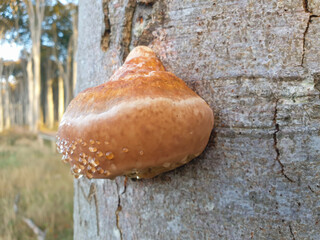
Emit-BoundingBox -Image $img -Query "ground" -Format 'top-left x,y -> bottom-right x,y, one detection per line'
0,131 -> 73,240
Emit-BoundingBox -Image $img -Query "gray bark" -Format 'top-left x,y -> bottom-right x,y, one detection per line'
74,0 -> 320,239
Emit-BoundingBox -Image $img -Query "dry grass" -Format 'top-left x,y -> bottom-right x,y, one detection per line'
0,132 -> 73,240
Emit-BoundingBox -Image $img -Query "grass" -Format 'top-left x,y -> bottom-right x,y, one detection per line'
0,131 -> 73,240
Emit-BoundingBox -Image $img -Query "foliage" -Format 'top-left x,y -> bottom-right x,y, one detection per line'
0,0 -> 30,44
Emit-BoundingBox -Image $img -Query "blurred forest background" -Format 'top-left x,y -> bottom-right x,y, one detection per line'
0,0 -> 77,133
0,0 -> 77,239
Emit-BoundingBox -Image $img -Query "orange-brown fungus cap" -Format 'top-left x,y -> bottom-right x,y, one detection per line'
56,46 -> 214,179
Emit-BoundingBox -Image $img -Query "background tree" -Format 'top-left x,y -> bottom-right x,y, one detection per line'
24,0 -> 45,132
0,0 -> 78,132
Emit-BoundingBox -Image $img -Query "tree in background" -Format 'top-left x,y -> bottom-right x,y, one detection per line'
0,0 -> 78,132
24,0 -> 45,132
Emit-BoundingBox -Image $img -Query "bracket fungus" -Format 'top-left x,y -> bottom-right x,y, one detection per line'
56,46 -> 214,179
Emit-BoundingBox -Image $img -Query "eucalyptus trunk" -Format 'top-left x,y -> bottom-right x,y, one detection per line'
74,1 -> 320,239
0,60 -> 3,132
58,77 -> 65,122
46,79 -> 54,130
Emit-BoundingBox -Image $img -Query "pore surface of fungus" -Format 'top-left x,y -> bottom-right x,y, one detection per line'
56,46 -> 214,179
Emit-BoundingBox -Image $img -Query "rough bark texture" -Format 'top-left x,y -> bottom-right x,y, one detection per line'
74,0 -> 320,239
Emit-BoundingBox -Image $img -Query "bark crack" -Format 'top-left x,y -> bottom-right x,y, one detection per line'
101,0 -> 111,51
314,73 -> 320,92
80,183 -> 100,236
308,185 -> 320,194
122,176 -> 128,194
289,224 -> 296,240
273,99 -> 295,182
302,0 -> 310,13
301,0 -> 320,66
115,180 -> 123,240
119,0 -> 137,62
301,15 -> 310,67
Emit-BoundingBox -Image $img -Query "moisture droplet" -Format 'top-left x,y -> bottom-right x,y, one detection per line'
104,170 -> 110,176
74,174 -> 83,179
71,166 -> 81,174
89,157 -> 99,167
97,167 -> 104,174
86,172 -> 93,179
96,151 -> 103,157
122,147 -> 129,153
87,165 -> 96,173
139,150 -> 144,156
104,141 -> 109,145
78,138 -> 83,143
180,156 -> 188,164
78,157 -> 87,165
57,146 -> 62,154
163,162 -> 170,168
110,164 -> 117,171
96,140 -> 101,145
89,146 -> 97,153
89,139 -> 95,144
82,142 -> 87,146
61,155 -> 69,164
106,152 -> 114,160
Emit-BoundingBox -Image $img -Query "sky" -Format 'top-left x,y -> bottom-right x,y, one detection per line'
0,42 -> 23,61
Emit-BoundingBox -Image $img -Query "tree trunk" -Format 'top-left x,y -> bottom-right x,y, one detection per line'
27,56 -> 34,131
32,48 -> 41,131
46,79 -> 54,129
0,59 -> 3,132
25,0 -> 45,132
72,10 -> 78,94
65,36 -> 73,106
58,76 -> 65,122
4,79 -> 10,130
74,1 -> 320,239
3,66 -> 13,130
0,84 -> 3,132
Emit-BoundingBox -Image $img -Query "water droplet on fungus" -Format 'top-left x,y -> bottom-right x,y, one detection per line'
89,157 -> 99,167
106,152 -> 114,160
78,157 -> 87,165
89,146 -> 97,153
61,155 -> 69,164
96,151 -> 103,157
74,174 -> 83,179
86,172 -> 93,179
97,167 -> 104,174
163,162 -> 170,168
111,164 -> 117,170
